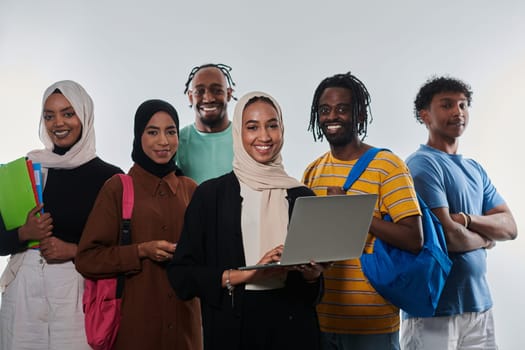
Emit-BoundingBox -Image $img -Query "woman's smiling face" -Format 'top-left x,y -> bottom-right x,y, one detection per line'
43,92 -> 82,148
141,111 -> 179,164
241,99 -> 283,164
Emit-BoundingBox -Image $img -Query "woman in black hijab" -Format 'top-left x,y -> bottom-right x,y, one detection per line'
76,99 -> 203,350
131,99 -> 182,177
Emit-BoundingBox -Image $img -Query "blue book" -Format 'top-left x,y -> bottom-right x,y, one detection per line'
32,162 -> 43,210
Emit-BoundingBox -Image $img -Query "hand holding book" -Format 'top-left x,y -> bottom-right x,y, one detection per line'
0,157 -> 47,248
17,203 -> 53,243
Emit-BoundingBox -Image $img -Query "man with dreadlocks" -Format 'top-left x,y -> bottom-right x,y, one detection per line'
175,63 -> 236,184
302,72 -> 423,350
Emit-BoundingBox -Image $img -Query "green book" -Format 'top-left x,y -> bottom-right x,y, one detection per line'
0,157 -> 38,230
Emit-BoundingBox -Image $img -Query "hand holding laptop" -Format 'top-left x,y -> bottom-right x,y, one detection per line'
243,245 -> 288,283
224,244 -> 329,291
263,244 -> 333,277
264,244 -> 285,264
251,244 -> 331,283
222,245 -> 288,290
292,261 -> 332,282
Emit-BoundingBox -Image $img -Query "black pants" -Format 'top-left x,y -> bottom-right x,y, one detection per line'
240,288 -> 321,350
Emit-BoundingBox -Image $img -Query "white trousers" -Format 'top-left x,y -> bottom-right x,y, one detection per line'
400,309 -> 498,350
0,250 -> 91,350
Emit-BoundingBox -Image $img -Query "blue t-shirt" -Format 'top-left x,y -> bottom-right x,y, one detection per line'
406,144 -> 505,316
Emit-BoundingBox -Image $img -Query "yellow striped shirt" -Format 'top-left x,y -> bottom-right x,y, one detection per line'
302,150 -> 421,334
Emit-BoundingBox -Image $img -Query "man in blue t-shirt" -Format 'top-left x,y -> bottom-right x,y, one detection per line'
403,76 -> 517,350
175,63 -> 236,184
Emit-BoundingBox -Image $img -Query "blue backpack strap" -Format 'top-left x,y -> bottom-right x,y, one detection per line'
416,193 -> 450,256
342,148 -> 390,191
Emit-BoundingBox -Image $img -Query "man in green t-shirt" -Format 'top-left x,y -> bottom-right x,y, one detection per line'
175,63 -> 237,184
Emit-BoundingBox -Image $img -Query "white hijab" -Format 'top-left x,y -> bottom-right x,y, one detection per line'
27,80 -> 97,171
232,91 -> 303,256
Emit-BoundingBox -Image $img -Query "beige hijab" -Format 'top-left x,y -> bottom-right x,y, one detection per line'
233,91 -> 303,256
2,81 -> 97,290
27,80 -> 97,172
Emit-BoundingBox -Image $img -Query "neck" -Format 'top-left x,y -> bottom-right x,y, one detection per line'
426,136 -> 459,155
329,139 -> 370,161
53,145 -> 73,155
195,118 -> 230,133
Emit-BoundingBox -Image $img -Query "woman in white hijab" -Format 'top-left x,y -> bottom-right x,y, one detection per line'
168,91 -> 324,350
0,80 -> 122,350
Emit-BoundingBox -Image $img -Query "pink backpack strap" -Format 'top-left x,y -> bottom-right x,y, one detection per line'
117,174 -> 134,220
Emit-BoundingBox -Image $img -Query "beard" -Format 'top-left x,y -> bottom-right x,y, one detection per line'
324,132 -> 354,146
199,113 -> 225,128
321,121 -> 356,146
196,104 -> 226,129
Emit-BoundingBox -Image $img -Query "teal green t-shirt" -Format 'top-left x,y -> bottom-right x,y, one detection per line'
175,123 -> 233,184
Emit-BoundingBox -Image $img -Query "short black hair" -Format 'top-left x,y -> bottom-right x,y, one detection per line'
183,63 -> 237,100
414,76 -> 473,123
308,71 -> 372,142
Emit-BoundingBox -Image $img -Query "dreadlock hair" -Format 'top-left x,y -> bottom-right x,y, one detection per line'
308,72 -> 372,142
183,63 -> 237,100
414,76 -> 473,123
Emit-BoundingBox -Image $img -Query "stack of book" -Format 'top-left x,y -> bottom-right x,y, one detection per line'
0,157 -> 43,247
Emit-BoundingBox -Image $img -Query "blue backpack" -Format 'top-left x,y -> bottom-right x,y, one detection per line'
342,148 -> 452,317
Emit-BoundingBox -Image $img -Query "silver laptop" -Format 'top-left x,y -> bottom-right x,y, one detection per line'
238,194 -> 377,270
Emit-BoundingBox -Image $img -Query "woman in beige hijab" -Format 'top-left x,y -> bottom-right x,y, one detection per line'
168,91 -> 324,350
0,80 -> 122,349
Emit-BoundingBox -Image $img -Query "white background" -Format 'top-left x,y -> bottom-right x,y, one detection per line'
1,1 -> 524,348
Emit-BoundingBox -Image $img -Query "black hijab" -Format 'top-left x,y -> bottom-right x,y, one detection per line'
131,99 -> 182,178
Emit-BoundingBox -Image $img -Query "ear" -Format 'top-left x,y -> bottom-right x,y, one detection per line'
226,87 -> 233,102
418,108 -> 428,121
188,91 -> 194,106
418,109 -> 431,127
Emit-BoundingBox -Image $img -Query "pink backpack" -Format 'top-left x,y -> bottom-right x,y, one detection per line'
83,174 -> 134,350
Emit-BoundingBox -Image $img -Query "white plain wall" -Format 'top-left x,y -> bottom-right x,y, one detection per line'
1,1 -> 524,348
